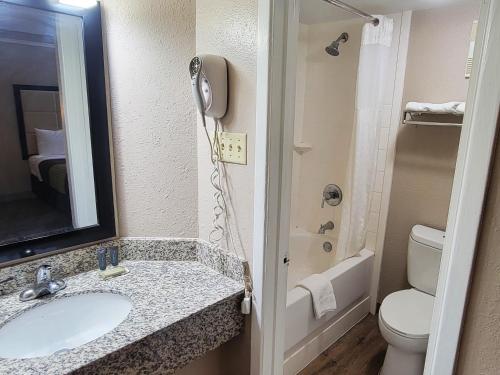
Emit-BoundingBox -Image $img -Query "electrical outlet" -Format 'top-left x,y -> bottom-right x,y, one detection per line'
214,131 -> 247,165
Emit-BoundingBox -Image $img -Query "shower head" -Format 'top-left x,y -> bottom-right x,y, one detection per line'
325,32 -> 349,56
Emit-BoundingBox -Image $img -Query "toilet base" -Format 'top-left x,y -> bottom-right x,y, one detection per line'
380,344 -> 425,375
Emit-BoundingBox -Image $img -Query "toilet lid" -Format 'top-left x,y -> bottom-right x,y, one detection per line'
380,289 -> 434,339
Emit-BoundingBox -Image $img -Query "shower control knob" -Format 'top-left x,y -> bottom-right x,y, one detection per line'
322,184 -> 343,207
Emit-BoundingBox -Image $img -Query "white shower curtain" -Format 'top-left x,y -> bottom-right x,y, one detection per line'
336,16 -> 394,261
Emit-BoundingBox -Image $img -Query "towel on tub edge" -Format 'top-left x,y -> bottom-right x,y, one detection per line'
297,273 -> 337,319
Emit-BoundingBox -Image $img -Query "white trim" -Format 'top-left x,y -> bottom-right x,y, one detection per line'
284,297 -> 370,375
370,10 -> 412,313
425,0 -> 500,373
251,0 -> 288,374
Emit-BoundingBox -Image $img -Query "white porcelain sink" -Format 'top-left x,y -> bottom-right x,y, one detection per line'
0,292 -> 132,359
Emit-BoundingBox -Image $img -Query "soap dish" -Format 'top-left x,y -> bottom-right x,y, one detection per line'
99,266 -> 129,280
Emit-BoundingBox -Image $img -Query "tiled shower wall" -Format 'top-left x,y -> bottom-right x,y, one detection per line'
366,106 -> 394,251
365,13 -> 406,255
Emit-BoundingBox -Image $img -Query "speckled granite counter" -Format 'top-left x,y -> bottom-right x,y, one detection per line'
0,239 -> 246,374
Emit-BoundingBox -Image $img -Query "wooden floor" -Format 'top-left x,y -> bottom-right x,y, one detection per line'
298,314 -> 387,375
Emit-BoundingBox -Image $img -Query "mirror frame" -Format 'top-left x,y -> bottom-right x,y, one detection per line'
0,0 -> 115,264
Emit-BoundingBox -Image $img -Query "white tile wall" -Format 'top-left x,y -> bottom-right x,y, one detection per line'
366,105 -> 393,251
374,171 -> 385,192
370,192 -> 382,213
367,212 -> 380,233
366,230 -> 377,251
378,128 -> 390,150
376,149 -> 387,171
382,105 -> 393,127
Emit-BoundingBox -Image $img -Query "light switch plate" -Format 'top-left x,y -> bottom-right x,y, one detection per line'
213,131 -> 247,165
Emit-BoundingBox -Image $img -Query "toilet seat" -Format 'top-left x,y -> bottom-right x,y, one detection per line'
380,289 -> 434,339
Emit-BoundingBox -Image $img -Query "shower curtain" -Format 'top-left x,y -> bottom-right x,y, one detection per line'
336,16 -> 394,261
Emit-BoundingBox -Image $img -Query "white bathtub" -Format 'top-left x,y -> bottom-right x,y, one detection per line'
286,230 -> 339,290
284,231 -> 374,374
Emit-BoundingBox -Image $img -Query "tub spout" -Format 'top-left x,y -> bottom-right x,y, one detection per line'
318,221 -> 335,234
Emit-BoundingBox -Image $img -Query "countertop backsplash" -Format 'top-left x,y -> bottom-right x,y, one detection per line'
0,238 -> 245,296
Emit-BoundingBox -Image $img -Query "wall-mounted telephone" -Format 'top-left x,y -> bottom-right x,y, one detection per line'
189,54 -> 228,120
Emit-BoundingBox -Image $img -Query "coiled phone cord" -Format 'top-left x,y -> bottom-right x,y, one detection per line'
202,116 -> 253,312
202,117 -> 226,244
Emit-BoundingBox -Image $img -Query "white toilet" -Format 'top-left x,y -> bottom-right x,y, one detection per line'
379,225 -> 445,375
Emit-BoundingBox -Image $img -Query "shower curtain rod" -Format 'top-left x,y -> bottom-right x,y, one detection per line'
321,0 -> 379,26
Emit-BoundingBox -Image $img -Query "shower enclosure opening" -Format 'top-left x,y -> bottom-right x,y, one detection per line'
284,1 -> 405,372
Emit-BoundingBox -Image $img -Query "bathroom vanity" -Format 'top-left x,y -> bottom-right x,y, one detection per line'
0,239 -> 245,374
0,2 -> 246,373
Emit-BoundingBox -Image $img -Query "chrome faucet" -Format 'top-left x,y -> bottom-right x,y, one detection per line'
19,265 -> 66,302
318,221 -> 335,234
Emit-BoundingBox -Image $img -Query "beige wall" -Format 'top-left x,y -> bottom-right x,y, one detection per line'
196,0 -> 257,266
101,2 -> 251,372
0,42 -> 58,197
190,1 -> 257,372
101,0 -> 198,238
291,19 -> 362,237
456,116 -> 500,374
379,3 -> 479,300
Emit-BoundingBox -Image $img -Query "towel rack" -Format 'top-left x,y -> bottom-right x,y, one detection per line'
402,110 -> 463,127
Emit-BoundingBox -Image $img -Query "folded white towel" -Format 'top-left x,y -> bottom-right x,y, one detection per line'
405,101 -> 465,115
297,274 -> 337,319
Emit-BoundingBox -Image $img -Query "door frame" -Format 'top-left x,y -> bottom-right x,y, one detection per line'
252,0 -> 500,374
425,0 -> 500,373
251,0 -> 296,374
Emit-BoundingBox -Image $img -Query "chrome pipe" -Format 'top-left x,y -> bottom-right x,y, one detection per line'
321,0 -> 379,26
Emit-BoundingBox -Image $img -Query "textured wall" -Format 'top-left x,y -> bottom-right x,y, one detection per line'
101,0 -> 198,237
379,3 -> 479,300
0,42 -> 58,197
456,116 -> 500,374
101,1 -> 252,373
196,0 -> 258,266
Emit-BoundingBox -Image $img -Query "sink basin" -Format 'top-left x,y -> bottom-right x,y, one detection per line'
0,292 -> 132,359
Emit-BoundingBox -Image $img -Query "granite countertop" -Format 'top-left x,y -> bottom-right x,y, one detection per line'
0,259 -> 244,374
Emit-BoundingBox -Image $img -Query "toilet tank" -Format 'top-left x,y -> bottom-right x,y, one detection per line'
407,225 -> 445,296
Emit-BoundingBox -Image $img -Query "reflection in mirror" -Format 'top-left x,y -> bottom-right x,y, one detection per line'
0,3 -> 98,246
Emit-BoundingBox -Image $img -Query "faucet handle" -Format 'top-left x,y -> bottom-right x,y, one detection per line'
321,184 -> 343,207
36,265 -> 52,284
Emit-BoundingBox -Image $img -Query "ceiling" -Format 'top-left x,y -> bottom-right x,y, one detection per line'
299,0 -> 479,24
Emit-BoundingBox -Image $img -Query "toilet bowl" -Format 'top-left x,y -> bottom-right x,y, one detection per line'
379,225 -> 445,375
379,289 -> 434,375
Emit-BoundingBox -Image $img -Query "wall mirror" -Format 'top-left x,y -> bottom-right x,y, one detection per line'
0,0 -> 115,264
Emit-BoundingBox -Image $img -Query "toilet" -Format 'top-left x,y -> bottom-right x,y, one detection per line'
379,225 -> 445,375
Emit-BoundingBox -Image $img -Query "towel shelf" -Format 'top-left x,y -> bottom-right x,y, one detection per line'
402,110 -> 463,127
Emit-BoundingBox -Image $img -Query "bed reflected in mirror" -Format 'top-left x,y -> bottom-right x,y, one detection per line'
0,3 -> 98,246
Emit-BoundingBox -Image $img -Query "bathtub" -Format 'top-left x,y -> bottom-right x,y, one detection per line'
284,230 -> 374,374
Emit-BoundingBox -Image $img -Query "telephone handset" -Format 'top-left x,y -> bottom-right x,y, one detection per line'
189,54 -> 228,120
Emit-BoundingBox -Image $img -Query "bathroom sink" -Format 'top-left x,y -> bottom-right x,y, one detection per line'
0,292 -> 132,359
